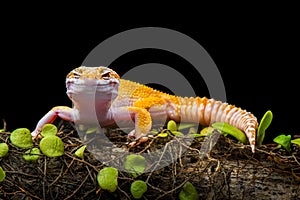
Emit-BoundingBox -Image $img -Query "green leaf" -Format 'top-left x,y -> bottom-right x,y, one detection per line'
74,145 -> 86,159
0,129 -> 4,133
124,154 -> 146,177
273,134 -> 291,153
189,133 -> 202,137
291,138 -> 300,146
157,132 -> 169,138
97,167 -> 118,192
171,131 -> 184,137
23,148 -> 40,161
199,127 -> 214,137
179,181 -> 199,200
86,127 -> 98,134
0,166 -> 5,182
41,124 -> 58,137
189,127 -> 210,138
39,135 -> 64,157
10,128 -> 33,148
150,130 -> 158,135
178,123 -> 197,131
257,110 -> 273,146
167,120 -> 177,131
212,122 -> 248,144
0,143 -> 9,157
130,180 -> 147,199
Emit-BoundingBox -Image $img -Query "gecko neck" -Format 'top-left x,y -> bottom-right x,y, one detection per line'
71,93 -> 115,125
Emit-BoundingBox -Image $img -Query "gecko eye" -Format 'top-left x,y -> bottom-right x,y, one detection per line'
102,72 -> 111,79
73,74 -> 80,79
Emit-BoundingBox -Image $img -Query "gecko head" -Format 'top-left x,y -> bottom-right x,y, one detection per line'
66,66 -> 120,101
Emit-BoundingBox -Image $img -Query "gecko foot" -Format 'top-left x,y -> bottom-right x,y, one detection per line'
31,130 -> 42,140
128,136 -> 149,147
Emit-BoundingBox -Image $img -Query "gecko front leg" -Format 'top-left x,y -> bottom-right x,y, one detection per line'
112,106 -> 152,139
31,106 -> 75,138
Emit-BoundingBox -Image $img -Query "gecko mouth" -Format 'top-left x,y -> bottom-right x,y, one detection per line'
66,79 -> 119,97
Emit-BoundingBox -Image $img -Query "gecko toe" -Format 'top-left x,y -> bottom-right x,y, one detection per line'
128,136 -> 149,147
128,130 -> 136,138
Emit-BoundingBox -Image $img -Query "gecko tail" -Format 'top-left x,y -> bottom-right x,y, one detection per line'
179,97 -> 258,152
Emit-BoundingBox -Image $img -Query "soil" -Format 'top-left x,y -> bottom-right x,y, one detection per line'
0,120 -> 299,200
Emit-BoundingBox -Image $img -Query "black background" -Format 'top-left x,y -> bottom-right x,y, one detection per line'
1,15 -> 299,144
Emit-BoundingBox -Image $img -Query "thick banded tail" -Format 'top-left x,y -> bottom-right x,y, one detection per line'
178,97 -> 258,152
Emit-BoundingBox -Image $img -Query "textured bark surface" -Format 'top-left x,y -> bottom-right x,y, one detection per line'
176,133 -> 300,200
191,154 -> 300,199
0,121 -> 299,199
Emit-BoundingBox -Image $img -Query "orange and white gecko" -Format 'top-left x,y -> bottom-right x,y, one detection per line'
32,66 -> 258,152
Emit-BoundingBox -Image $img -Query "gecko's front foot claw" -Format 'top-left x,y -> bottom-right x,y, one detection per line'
128,130 -> 136,139
127,130 -> 149,147
128,136 -> 149,147
31,130 -> 42,140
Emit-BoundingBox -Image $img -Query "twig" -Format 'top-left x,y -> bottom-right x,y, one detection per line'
63,174 -> 89,200
117,186 -> 131,200
82,188 -> 97,199
85,164 -> 96,184
63,157 -> 75,176
48,161 -> 70,188
4,171 -> 39,178
43,157 -> 47,200
292,154 -> 300,166
156,178 -> 191,200
146,182 -> 166,194
64,152 -> 99,172
4,178 -> 42,200
146,140 -> 175,183
179,142 -> 183,167
2,119 -> 7,131
138,136 -> 158,154
173,136 -> 202,157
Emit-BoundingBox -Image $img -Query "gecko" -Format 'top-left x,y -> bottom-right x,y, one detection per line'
31,66 -> 258,152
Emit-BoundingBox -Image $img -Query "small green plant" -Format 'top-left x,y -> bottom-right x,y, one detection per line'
157,132 -> 169,138
10,128 -> 33,148
130,180 -> 147,199
257,110 -> 273,146
39,135 -> 64,157
157,120 -> 192,137
124,154 -> 146,177
166,120 -> 185,136
190,127 -> 214,137
291,138 -> 300,146
0,166 -> 5,182
212,122 -> 248,144
167,120 -> 177,131
0,143 -> 9,157
168,120 -> 195,136
40,124 -> 58,137
23,148 -> 40,161
273,134 -> 291,153
86,127 -> 98,134
74,145 -> 86,159
97,167 -> 118,192
177,123 -> 197,131
0,122 -> 4,133
171,131 -> 185,136
179,181 -> 199,200
157,120 -> 175,138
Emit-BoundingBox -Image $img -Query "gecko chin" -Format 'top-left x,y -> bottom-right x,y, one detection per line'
66,81 -> 119,101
